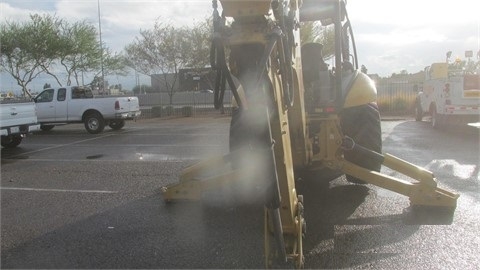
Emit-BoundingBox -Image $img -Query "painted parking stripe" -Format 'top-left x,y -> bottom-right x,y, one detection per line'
0,187 -> 118,194
6,127 -> 145,159
7,134 -> 117,158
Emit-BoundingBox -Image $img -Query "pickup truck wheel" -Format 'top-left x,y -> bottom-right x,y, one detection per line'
1,135 -> 23,148
341,103 -> 383,184
84,113 -> 105,134
108,120 -> 125,130
40,125 -> 55,131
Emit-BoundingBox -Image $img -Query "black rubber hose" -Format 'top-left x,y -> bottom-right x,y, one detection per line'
342,136 -> 385,165
210,35 -> 242,109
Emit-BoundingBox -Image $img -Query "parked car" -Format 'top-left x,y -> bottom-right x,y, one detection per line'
1,98 -> 41,148
34,86 -> 141,134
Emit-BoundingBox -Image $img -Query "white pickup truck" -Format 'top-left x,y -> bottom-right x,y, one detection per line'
34,86 -> 141,134
415,62 -> 480,128
1,99 -> 41,148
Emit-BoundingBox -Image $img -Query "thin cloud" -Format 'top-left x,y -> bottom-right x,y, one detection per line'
349,0 -> 479,75
1,0 -> 479,81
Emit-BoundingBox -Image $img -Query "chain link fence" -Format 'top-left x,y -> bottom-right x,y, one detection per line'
137,81 -> 418,118
137,91 -> 234,118
376,81 -> 418,116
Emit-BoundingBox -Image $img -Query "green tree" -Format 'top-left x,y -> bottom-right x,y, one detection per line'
41,19 -> 100,86
184,19 -> 212,69
300,21 -> 335,61
315,25 -> 335,61
300,21 -> 319,44
1,13 -> 126,95
125,18 -> 211,104
125,21 -> 186,104
0,14 -> 60,97
48,18 -> 126,87
183,19 -> 214,90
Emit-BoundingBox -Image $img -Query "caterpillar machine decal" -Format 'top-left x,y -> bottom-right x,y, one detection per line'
161,0 -> 459,268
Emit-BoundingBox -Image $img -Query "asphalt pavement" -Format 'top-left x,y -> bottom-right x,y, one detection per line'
1,116 -> 479,269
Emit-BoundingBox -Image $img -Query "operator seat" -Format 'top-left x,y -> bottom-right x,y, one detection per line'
301,43 -> 334,111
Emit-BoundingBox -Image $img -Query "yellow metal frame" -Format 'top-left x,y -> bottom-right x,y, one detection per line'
341,155 -> 458,207
161,1 -> 458,268
161,115 -> 458,267
310,115 -> 458,208
162,116 -> 458,206
343,71 -> 378,108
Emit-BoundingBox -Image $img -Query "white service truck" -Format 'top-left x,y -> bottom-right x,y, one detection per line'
1,99 -> 41,148
415,62 -> 480,128
34,86 -> 141,134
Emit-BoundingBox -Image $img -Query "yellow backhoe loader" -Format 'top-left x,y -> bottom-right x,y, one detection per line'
162,0 -> 459,268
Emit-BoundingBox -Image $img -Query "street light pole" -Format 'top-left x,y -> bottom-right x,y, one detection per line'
97,0 -> 105,94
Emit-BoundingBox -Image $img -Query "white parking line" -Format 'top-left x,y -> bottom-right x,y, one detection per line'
0,187 -> 118,194
1,158 -> 189,162
6,130 -> 132,159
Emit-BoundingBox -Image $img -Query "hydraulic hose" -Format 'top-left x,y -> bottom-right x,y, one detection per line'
210,1 -> 242,109
342,136 -> 385,165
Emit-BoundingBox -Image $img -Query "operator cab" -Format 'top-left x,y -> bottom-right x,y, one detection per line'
301,43 -> 334,112
300,0 -> 371,113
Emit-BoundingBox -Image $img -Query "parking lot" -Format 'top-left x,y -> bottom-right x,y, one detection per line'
1,116 -> 479,269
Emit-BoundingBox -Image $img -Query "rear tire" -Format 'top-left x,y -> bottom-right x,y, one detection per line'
109,120 -> 125,130
84,112 -> 105,134
340,103 -> 382,184
1,135 -> 23,148
40,125 -> 55,131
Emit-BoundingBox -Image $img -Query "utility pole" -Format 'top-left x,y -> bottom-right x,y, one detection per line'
97,0 -> 106,94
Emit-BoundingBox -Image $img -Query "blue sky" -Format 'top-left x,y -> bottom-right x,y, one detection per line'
1,0 -> 479,93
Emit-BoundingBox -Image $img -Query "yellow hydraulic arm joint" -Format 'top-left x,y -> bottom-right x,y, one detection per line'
314,116 -> 459,209
339,154 -> 458,208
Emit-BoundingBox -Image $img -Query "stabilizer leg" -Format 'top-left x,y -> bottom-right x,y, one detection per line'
337,134 -> 458,209
161,151 -> 246,202
339,155 -> 459,209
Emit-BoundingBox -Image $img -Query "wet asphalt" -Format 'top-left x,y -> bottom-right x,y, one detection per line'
1,116 -> 479,269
